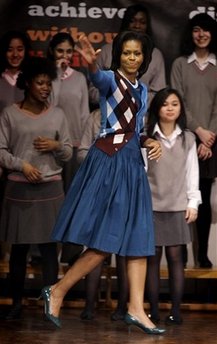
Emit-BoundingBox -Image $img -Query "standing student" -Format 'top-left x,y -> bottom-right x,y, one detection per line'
0,30 -> 31,261
48,32 -> 90,265
146,87 -> 201,324
48,32 -> 90,191
41,31 -> 165,335
0,57 -> 72,320
171,13 -> 217,268
0,30 -> 30,112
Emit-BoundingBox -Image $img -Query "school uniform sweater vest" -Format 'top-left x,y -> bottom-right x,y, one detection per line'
147,132 -> 195,211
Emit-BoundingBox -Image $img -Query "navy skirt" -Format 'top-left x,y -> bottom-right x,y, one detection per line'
52,135 -> 155,257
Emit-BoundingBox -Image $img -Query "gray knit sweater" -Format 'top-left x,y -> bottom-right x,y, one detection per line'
0,104 -> 72,182
171,56 -> 217,134
51,68 -> 90,147
0,77 -> 23,113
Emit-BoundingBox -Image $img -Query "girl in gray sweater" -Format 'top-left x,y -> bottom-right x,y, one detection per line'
0,57 -> 72,320
171,13 -> 217,268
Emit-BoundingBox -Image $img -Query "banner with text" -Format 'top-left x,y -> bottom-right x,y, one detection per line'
0,1 -> 216,78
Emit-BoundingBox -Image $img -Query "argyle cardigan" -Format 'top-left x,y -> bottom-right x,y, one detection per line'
90,70 -> 148,156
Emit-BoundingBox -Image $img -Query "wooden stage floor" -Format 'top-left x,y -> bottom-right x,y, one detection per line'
0,307 -> 217,344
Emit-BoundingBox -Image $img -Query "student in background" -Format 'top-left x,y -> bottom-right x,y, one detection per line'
0,30 -> 30,112
0,57 -> 72,320
47,32 -> 90,265
0,30 -> 31,262
171,13 -> 217,268
146,87 -> 201,325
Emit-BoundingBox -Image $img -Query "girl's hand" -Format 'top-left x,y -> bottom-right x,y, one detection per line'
75,34 -> 101,69
33,136 -> 61,152
197,143 -> 212,160
22,161 -> 42,183
56,58 -> 69,70
195,127 -> 216,147
144,138 -> 162,161
185,208 -> 198,224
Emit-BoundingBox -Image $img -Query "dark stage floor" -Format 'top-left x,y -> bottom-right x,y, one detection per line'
0,307 -> 217,344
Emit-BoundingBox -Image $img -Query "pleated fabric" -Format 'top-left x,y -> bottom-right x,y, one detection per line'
0,180 -> 64,244
153,211 -> 192,246
52,135 -> 155,257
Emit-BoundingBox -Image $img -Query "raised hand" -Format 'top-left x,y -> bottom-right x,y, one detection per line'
75,34 -> 101,70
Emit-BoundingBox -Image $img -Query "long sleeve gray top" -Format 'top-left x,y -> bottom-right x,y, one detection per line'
0,104 -> 73,182
51,68 -> 90,147
0,77 -> 24,113
171,56 -> 217,134
77,108 -> 101,163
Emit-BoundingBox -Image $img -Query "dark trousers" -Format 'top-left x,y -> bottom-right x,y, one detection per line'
61,147 -> 83,264
9,243 -> 58,304
196,178 -> 213,262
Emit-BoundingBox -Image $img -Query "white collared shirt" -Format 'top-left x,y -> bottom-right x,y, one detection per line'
60,66 -> 74,80
188,52 -> 216,71
2,70 -> 20,86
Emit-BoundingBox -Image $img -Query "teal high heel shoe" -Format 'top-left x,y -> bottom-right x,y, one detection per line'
41,286 -> 61,328
124,313 -> 166,335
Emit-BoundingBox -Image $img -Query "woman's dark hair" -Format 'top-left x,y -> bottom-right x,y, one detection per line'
119,4 -> 152,36
181,13 -> 217,56
17,56 -> 57,90
147,87 -> 187,137
47,32 -> 75,60
111,30 -> 153,78
0,30 -> 31,74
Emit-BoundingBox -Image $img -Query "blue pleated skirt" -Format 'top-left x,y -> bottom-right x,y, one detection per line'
52,135 -> 155,257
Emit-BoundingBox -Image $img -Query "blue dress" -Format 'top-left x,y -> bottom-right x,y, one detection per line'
52,70 -> 155,257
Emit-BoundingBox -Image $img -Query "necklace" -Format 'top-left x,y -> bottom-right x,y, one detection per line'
117,69 -> 139,89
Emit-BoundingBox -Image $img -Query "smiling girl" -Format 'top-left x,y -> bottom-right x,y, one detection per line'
0,31 -> 30,112
146,87 -> 201,325
0,57 -> 72,320
48,33 -> 90,192
171,13 -> 217,268
47,33 -> 90,265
